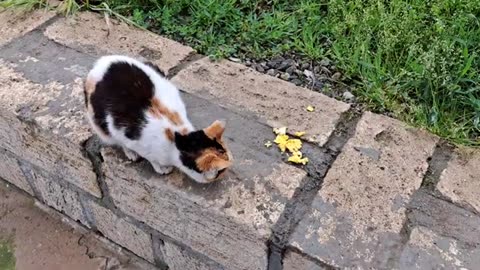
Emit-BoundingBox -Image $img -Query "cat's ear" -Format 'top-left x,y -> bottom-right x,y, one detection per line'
204,120 -> 226,140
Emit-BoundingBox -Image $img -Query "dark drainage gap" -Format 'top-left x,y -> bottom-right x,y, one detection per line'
420,140 -> 454,191
267,108 -> 361,270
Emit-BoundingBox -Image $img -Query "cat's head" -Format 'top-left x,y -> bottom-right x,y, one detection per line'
175,120 -> 233,183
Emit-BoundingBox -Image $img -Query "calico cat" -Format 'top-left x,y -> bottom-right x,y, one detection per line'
84,55 -> 232,183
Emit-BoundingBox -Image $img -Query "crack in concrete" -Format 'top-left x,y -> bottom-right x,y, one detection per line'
82,136 -> 116,208
166,52 -> 204,79
421,140 -> 454,190
267,108 -> 362,270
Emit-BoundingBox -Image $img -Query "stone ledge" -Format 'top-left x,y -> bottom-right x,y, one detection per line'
171,57 -> 350,146
0,9 -> 56,46
437,148 -> 480,213
0,61 -> 101,198
44,11 -> 194,75
288,112 -> 438,268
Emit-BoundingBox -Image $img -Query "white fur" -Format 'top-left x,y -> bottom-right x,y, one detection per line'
86,55 -> 211,183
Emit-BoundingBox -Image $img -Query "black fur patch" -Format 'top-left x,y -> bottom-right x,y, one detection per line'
175,130 -> 225,172
90,61 -> 154,140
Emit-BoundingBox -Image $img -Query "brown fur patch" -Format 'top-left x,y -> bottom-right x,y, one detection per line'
165,128 -> 174,142
195,148 -> 231,172
149,98 -> 183,126
85,76 -> 97,95
204,121 -> 225,140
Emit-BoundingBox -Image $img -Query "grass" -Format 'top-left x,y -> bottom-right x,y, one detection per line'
1,0 -> 480,146
0,239 -> 15,270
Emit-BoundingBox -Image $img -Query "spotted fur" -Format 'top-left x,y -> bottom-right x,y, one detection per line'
84,55 -> 232,183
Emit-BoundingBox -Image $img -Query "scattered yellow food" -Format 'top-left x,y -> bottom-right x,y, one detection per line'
274,134 -> 289,152
306,105 -> 315,112
294,131 -> 306,137
285,138 -> 302,153
288,151 -> 309,165
271,127 -> 309,165
273,126 -> 287,135
264,141 -> 272,148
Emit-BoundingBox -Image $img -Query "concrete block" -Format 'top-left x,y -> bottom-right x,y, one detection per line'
44,12 -> 193,75
171,58 -> 350,146
25,164 -> 89,226
283,250 -> 326,270
0,60 -> 101,197
88,201 -> 155,263
0,148 -> 33,195
101,138 -> 306,270
437,148 -> 480,213
0,9 -> 55,46
289,112 -> 438,268
400,226 -> 480,269
159,240 -> 223,270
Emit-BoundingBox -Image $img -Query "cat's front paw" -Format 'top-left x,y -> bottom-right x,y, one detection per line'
123,147 -> 140,162
151,163 -> 174,175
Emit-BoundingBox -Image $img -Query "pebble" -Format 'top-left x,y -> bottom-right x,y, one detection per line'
245,60 -> 252,66
277,59 -> 296,71
267,56 -> 285,68
332,72 -> 342,81
301,63 -> 310,70
267,69 -> 277,76
229,57 -> 241,63
321,66 -> 332,75
303,70 -> 314,81
343,91 -> 355,101
286,66 -> 296,75
291,79 -> 303,86
255,65 -> 265,73
280,73 -> 290,81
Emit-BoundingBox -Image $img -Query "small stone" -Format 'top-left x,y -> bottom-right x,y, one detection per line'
294,69 -> 303,76
291,79 -> 303,86
286,66 -> 296,75
277,59 -> 296,71
319,59 -> 331,67
301,63 -> 310,70
303,70 -> 314,81
332,72 -> 342,81
289,74 -> 298,80
245,60 -> 252,66
267,56 -> 284,68
267,69 -> 277,76
313,66 -> 320,74
260,61 -> 268,69
229,57 -> 241,63
255,65 -> 265,73
330,65 -> 337,71
280,73 -> 290,81
342,91 -> 355,101
321,66 -> 332,75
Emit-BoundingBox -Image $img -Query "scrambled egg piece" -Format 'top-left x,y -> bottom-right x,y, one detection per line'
288,151 -> 309,165
274,134 -> 289,152
294,131 -> 306,137
306,105 -> 315,112
272,127 -> 309,165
